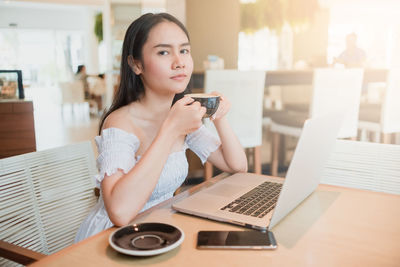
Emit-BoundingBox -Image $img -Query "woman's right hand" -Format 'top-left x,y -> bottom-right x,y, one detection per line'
164,95 -> 206,137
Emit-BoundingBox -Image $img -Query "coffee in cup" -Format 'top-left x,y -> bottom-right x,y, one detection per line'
186,93 -> 220,118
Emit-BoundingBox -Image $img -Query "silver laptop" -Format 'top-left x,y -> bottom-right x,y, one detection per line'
173,114 -> 343,231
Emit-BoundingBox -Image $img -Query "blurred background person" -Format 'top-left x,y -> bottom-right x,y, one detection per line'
89,73 -> 106,113
75,65 -> 90,99
333,33 -> 367,68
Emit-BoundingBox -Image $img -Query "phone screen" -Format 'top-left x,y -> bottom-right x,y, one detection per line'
197,231 -> 277,250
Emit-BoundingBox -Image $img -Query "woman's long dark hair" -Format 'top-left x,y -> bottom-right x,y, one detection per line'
99,13 -> 190,133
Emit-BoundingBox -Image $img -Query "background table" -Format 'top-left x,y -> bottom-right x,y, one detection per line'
190,69 -> 388,90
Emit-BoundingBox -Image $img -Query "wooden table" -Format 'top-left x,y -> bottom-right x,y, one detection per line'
190,69 -> 388,90
32,173 -> 400,267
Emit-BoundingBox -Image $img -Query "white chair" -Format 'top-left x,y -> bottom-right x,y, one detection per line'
269,68 -> 364,176
321,140 -> 400,195
60,81 -> 97,116
0,141 -> 97,265
60,80 -> 85,105
203,69 -> 266,180
88,76 -> 106,113
358,68 -> 400,143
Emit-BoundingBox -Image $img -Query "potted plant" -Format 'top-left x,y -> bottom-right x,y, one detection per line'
94,13 -> 103,43
240,0 -> 319,33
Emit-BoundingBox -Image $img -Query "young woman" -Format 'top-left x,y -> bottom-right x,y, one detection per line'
75,13 -> 247,242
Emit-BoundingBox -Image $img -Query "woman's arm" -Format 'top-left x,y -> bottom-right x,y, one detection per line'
206,94 -> 248,173
101,125 -> 177,226
102,97 -> 205,226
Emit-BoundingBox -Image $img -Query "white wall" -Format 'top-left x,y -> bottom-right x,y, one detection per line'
166,0 -> 186,25
0,3 -> 101,73
186,0 -> 240,71
0,4 -> 91,30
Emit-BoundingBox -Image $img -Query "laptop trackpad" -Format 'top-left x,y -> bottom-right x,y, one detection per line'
205,184 -> 246,198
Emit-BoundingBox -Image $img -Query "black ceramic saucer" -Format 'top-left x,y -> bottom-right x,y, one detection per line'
109,222 -> 184,256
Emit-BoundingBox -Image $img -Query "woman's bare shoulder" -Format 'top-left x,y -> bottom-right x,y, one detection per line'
102,106 -> 136,134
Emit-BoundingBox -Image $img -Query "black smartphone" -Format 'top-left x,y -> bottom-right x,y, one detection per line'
197,230 -> 277,250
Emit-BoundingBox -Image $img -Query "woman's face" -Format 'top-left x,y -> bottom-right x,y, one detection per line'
135,21 -> 193,96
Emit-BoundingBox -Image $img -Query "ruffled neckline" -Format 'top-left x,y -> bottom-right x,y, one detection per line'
98,127 -> 188,158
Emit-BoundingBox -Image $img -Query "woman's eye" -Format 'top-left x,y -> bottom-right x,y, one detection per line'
158,51 -> 169,56
181,48 -> 190,54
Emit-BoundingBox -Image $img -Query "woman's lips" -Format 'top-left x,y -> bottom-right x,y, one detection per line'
170,74 -> 187,81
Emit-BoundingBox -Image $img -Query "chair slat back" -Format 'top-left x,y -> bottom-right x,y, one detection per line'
310,69 -> 364,138
204,70 -> 266,148
0,141 -> 97,263
381,68 -> 400,133
321,140 -> 400,195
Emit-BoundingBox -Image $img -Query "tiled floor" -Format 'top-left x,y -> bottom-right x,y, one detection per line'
29,85 -> 100,156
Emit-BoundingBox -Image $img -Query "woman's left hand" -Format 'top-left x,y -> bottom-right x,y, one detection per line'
210,91 -> 230,121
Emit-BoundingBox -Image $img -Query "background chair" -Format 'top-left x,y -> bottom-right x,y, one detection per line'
0,141 -> 97,265
262,85 -> 312,134
321,140 -> 400,195
269,68 -> 364,176
358,68 -> 400,143
203,69 -> 266,180
87,76 -> 106,114
59,81 -> 98,116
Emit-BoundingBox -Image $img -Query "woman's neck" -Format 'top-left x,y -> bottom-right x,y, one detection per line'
134,91 -> 175,122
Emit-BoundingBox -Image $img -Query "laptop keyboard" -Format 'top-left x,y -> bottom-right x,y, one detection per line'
220,181 -> 282,218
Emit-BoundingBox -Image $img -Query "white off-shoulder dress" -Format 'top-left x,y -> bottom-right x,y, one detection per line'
74,125 -> 220,242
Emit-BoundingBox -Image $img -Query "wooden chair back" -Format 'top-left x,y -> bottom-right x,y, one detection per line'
203,70 -> 266,178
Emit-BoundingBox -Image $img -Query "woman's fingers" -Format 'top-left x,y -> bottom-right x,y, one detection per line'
199,106 -> 206,116
178,95 -> 195,105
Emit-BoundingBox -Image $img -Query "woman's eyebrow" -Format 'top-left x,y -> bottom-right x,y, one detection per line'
153,42 -> 190,48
